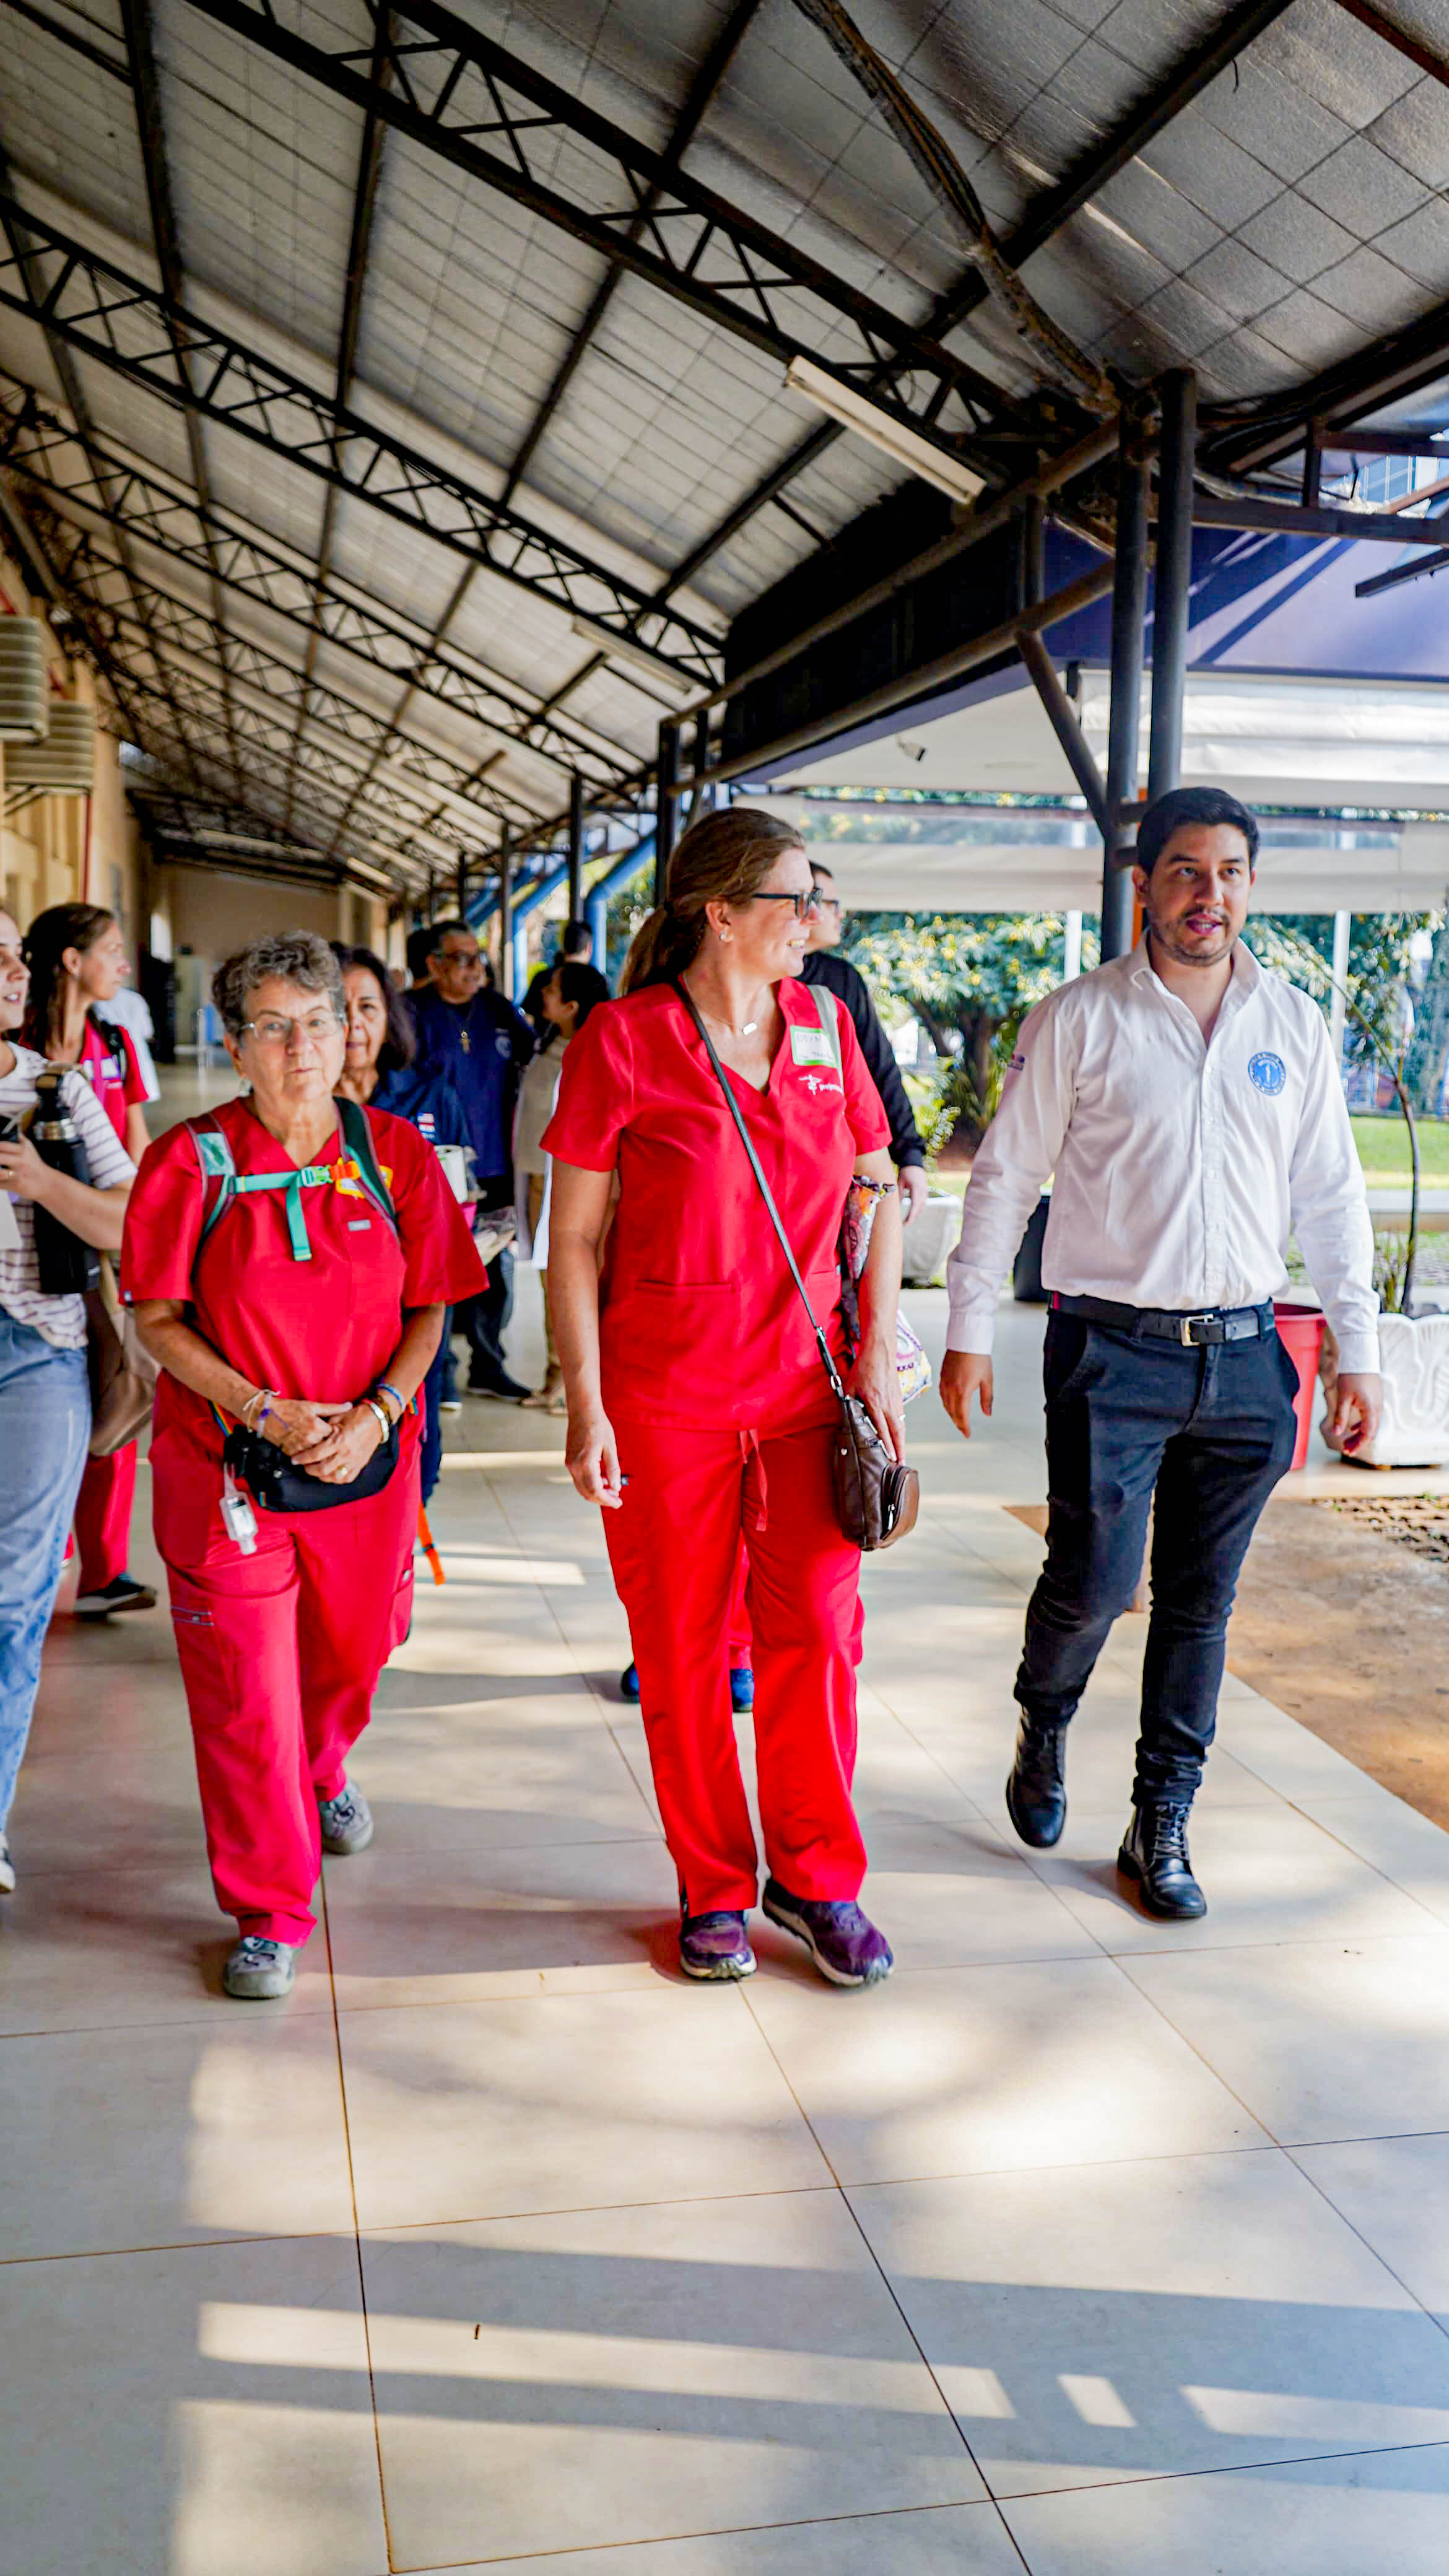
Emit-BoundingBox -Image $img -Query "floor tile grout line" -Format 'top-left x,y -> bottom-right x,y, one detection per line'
23,2120 -> 1449,2272
736,1974 -> 993,2491
991,2428 -> 1449,2510
320,1865 -> 395,2575
485,1460 -> 661,1832
1279,2139 -> 1449,2353
374,2488 -> 1034,2569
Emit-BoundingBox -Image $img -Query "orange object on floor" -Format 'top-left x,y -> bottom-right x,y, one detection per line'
418,1503 -> 445,1585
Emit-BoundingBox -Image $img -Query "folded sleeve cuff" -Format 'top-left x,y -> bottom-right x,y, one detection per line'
1332,1329 -> 1382,1377
946,1301 -> 997,1357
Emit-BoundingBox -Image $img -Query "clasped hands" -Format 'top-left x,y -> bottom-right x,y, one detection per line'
256,1394 -> 388,1484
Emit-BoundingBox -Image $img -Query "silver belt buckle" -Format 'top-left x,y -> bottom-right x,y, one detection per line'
1179,1312 -> 1215,1346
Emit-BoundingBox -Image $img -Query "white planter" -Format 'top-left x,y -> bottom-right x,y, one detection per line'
902,1193 -> 956,1286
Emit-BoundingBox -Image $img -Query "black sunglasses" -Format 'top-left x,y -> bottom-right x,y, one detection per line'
748,889 -> 823,921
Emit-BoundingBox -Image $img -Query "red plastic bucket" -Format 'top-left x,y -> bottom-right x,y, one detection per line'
1273,1301 -> 1326,1471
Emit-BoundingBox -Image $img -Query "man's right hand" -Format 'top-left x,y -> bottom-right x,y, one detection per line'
940,1350 -> 993,1438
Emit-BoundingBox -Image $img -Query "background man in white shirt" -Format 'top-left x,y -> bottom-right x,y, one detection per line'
939,786 -> 1382,1920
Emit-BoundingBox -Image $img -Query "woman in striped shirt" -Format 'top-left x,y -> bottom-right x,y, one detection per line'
0,907 -> 135,1897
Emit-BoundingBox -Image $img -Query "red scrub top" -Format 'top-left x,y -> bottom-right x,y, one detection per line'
543,977 -> 889,1432
80,1015 -> 147,1144
121,1097 -> 484,1559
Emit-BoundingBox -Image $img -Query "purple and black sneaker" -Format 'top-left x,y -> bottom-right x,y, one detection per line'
762,1879 -> 894,1988
679,1909 -> 756,1982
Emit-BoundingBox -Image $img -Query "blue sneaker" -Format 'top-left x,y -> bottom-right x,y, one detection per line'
620,1662 -> 641,1702
762,1878 -> 894,1988
729,1666 -> 755,1713
679,1910 -> 756,1981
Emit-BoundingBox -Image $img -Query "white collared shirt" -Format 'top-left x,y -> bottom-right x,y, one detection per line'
946,938 -> 1380,1375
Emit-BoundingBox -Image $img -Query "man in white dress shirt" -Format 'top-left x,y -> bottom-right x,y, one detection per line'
940,786 -> 1382,1920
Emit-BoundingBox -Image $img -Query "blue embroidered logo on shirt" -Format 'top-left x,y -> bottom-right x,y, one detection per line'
1248,1051 -> 1286,1097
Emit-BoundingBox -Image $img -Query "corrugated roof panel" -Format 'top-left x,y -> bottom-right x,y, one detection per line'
0,22 -> 150,248
1369,75 -> 1449,191
154,0 -> 361,363
1236,188 -> 1359,285
324,507 -> 475,637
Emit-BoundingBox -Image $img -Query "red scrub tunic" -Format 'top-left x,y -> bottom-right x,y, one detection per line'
74,1016 -> 151,1592
122,1097 -> 482,1945
544,977 -> 890,1917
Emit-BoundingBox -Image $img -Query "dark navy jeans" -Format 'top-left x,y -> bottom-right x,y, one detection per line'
1017,1310 -> 1300,1799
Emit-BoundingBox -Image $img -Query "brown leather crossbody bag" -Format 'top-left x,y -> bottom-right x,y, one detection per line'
677,984 -> 919,1552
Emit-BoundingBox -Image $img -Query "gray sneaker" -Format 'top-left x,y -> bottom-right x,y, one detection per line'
222,1935 -> 295,1999
317,1781 -> 374,1855
0,1833 -> 14,1895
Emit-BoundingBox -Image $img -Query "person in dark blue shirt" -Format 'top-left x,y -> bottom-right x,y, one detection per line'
409,919 -> 535,1400
334,944 -> 478,1498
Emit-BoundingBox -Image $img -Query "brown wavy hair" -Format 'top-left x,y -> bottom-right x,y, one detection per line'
20,902 -> 115,1053
619,807 -> 805,994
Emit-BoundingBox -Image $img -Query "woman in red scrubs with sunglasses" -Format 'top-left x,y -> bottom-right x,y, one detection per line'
546,809 -> 904,1988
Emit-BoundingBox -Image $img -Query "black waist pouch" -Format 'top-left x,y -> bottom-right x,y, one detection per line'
222,1419 -> 399,1513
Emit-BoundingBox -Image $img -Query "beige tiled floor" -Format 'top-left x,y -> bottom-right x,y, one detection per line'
8,1292 -> 1449,2572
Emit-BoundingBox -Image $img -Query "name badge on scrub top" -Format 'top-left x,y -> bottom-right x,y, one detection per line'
790,1026 -> 837,1068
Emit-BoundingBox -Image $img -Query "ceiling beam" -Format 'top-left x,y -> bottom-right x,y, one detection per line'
657,0 -> 1299,598
0,149 -> 208,789
173,0 -> 1021,480
0,185 -> 723,682
344,0 -> 767,869
118,0 -> 243,791
0,379 -> 637,788
283,7 -> 395,830
500,0 -> 765,510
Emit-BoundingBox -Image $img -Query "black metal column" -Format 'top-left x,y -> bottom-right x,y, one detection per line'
497,825 -> 511,994
655,719 -> 681,905
567,773 -> 585,920
1147,368 -> 1197,803
455,847 -> 468,919
1102,423 -> 1149,959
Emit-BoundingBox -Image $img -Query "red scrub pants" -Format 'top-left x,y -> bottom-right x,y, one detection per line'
605,1414 -> 867,1916
75,1442 -> 137,1591
161,1463 -> 417,1945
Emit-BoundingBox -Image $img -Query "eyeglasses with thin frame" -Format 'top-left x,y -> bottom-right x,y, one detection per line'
241,1011 -> 346,1049
747,889 -> 824,921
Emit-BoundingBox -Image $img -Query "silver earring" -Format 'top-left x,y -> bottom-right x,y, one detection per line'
719,928 -> 731,942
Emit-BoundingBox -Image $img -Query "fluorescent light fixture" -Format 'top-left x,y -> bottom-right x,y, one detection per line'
785,356 -> 985,505
569,616 -> 698,694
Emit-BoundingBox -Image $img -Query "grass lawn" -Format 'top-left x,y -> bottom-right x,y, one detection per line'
1349,1115 -> 1449,1190
921,1113 -> 1449,1198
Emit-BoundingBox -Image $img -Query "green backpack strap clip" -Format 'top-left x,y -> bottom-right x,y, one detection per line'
189,1121 -> 240,1247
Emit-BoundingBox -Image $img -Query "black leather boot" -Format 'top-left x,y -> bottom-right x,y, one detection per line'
1005,1710 -> 1068,1848
1117,1797 -> 1207,1919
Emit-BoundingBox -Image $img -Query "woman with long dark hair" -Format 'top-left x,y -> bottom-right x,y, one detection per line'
0,905 -> 136,1895
545,809 -> 904,1988
22,902 -> 155,1621
333,943 -> 479,1503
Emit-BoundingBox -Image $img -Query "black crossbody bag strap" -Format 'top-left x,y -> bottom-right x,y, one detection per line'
674,980 -> 845,1403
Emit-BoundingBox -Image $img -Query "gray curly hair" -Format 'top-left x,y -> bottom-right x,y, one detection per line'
212,930 -> 346,1039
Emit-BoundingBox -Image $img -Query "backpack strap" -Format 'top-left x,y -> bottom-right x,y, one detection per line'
335,1095 -> 398,1235
188,1120 -> 240,1248
811,981 -> 843,1076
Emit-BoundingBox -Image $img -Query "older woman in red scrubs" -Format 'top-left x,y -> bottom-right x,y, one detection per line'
546,809 -> 904,1988
124,931 -> 481,2001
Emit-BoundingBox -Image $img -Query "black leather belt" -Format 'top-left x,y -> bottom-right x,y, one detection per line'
1051,1292 -> 1275,1347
